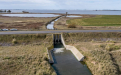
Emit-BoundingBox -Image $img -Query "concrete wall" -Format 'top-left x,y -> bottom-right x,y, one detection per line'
61,34 -> 84,61
47,45 -> 54,64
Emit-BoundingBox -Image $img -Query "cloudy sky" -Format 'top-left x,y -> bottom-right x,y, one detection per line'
0,0 -> 121,10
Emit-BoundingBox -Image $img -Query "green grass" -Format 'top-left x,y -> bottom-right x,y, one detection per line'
67,15 -> 121,26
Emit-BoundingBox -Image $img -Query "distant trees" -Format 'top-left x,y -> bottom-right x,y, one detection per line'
22,11 -> 29,13
7,10 -> 11,13
0,10 -> 6,12
0,10 -> 11,13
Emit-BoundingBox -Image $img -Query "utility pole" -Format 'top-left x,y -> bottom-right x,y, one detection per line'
65,12 -> 68,18
66,12 -> 68,16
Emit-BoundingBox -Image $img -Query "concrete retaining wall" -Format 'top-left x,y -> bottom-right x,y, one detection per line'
47,45 -> 54,63
61,34 -> 84,61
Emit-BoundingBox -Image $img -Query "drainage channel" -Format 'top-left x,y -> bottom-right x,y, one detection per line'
46,15 -> 82,30
46,16 -> 64,30
48,34 -> 92,75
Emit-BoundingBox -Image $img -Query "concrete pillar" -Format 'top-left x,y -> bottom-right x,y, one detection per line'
58,34 -> 59,43
54,35 -> 56,44
54,34 -> 57,44
59,34 -> 61,43
56,34 -> 58,43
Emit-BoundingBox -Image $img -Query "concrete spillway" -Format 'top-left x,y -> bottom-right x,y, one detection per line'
47,34 -> 92,75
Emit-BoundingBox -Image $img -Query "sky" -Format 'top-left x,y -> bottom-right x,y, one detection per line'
0,0 -> 121,10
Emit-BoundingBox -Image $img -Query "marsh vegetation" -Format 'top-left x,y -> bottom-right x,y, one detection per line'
0,34 -> 56,75
63,32 -> 121,75
0,15 -> 55,30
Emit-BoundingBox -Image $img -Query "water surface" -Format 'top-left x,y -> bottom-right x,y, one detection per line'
51,43 -> 92,75
66,15 -> 82,17
9,9 -> 121,15
1,14 -> 60,17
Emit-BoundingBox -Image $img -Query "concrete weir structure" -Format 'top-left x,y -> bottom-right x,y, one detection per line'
60,34 -> 84,61
47,34 -> 84,63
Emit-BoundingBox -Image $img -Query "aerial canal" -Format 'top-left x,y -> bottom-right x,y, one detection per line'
47,34 -> 92,75
46,16 -> 63,29
46,15 -> 82,30
46,14 -> 91,75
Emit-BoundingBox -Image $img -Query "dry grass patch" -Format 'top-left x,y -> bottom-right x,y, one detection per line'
63,32 -> 121,75
0,16 -> 55,30
0,34 -> 55,75
68,23 -> 76,28
111,52 -> 121,73
0,44 -> 56,75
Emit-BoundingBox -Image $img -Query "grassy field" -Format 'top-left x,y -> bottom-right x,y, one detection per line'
0,34 -> 51,46
0,16 -> 55,30
0,34 -> 56,75
63,32 -> 121,44
54,15 -> 95,30
111,51 -> 121,73
63,32 -> 121,75
0,45 -> 56,75
1,33 -> 121,75
67,15 -> 121,26
54,15 -> 121,30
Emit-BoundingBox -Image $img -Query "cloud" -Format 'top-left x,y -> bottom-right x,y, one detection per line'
0,0 -> 121,9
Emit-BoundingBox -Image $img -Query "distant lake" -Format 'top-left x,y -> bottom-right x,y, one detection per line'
66,15 -> 82,17
8,9 -> 121,15
1,14 -> 60,17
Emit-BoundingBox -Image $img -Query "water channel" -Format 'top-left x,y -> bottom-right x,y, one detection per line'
47,15 -> 82,29
49,34 -> 92,75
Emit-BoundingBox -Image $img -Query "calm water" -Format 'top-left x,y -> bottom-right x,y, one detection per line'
47,16 -> 63,29
1,14 -> 60,17
66,15 -> 82,17
47,21 -> 55,29
9,9 -> 121,15
51,43 -> 92,75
